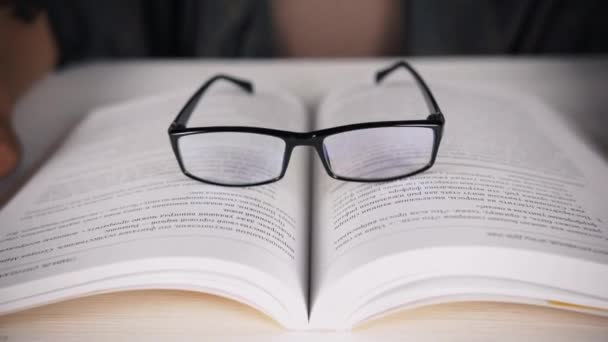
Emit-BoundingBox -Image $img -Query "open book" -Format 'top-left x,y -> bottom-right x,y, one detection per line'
0,77 -> 607,330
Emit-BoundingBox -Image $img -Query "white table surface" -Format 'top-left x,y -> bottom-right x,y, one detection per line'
1,58 -> 608,341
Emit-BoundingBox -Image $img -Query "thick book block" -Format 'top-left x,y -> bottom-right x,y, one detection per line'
0,77 -> 607,331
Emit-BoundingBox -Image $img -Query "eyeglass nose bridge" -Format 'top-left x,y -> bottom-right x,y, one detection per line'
285,131 -> 323,146
282,132 -> 326,161
281,132 -> 338,180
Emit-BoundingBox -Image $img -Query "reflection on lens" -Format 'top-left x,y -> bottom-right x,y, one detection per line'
178,132 -> 285,185
322,126 -> 434,180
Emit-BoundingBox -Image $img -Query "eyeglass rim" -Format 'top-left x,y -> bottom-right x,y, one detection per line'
169,121 -> 443,187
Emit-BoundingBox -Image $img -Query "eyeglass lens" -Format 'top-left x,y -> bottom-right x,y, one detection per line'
178,132 -> 286,185
322,126 -> 435,180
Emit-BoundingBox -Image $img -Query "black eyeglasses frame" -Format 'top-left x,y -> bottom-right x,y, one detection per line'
168,60 -> 445,187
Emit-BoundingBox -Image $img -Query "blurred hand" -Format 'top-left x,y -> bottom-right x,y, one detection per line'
0,9 -> 57,179
0,83 -> 19,178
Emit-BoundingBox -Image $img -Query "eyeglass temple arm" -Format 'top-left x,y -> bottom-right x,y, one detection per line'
375,61 -> 444,120
170,74 -> 254,130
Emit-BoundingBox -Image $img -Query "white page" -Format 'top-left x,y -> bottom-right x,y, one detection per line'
0,86 -> 311,328
310,81 -> 608,326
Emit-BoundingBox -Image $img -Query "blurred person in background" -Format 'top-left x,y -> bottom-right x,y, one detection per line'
1,0 -> 607,178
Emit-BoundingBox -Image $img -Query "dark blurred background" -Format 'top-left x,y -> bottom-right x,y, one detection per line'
0,0 -> 608,178
5,0 -> 608,64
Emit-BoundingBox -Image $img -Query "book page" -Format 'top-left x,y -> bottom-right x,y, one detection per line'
0,85 -> 311,328
310,81 -> 608,326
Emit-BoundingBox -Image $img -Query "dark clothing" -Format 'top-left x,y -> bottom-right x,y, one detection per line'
44,0 -> 276,64
406,1 -> 608,54
8,0 -> 608,66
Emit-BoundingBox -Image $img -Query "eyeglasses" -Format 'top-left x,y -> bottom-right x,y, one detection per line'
168,60 -> 445,187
